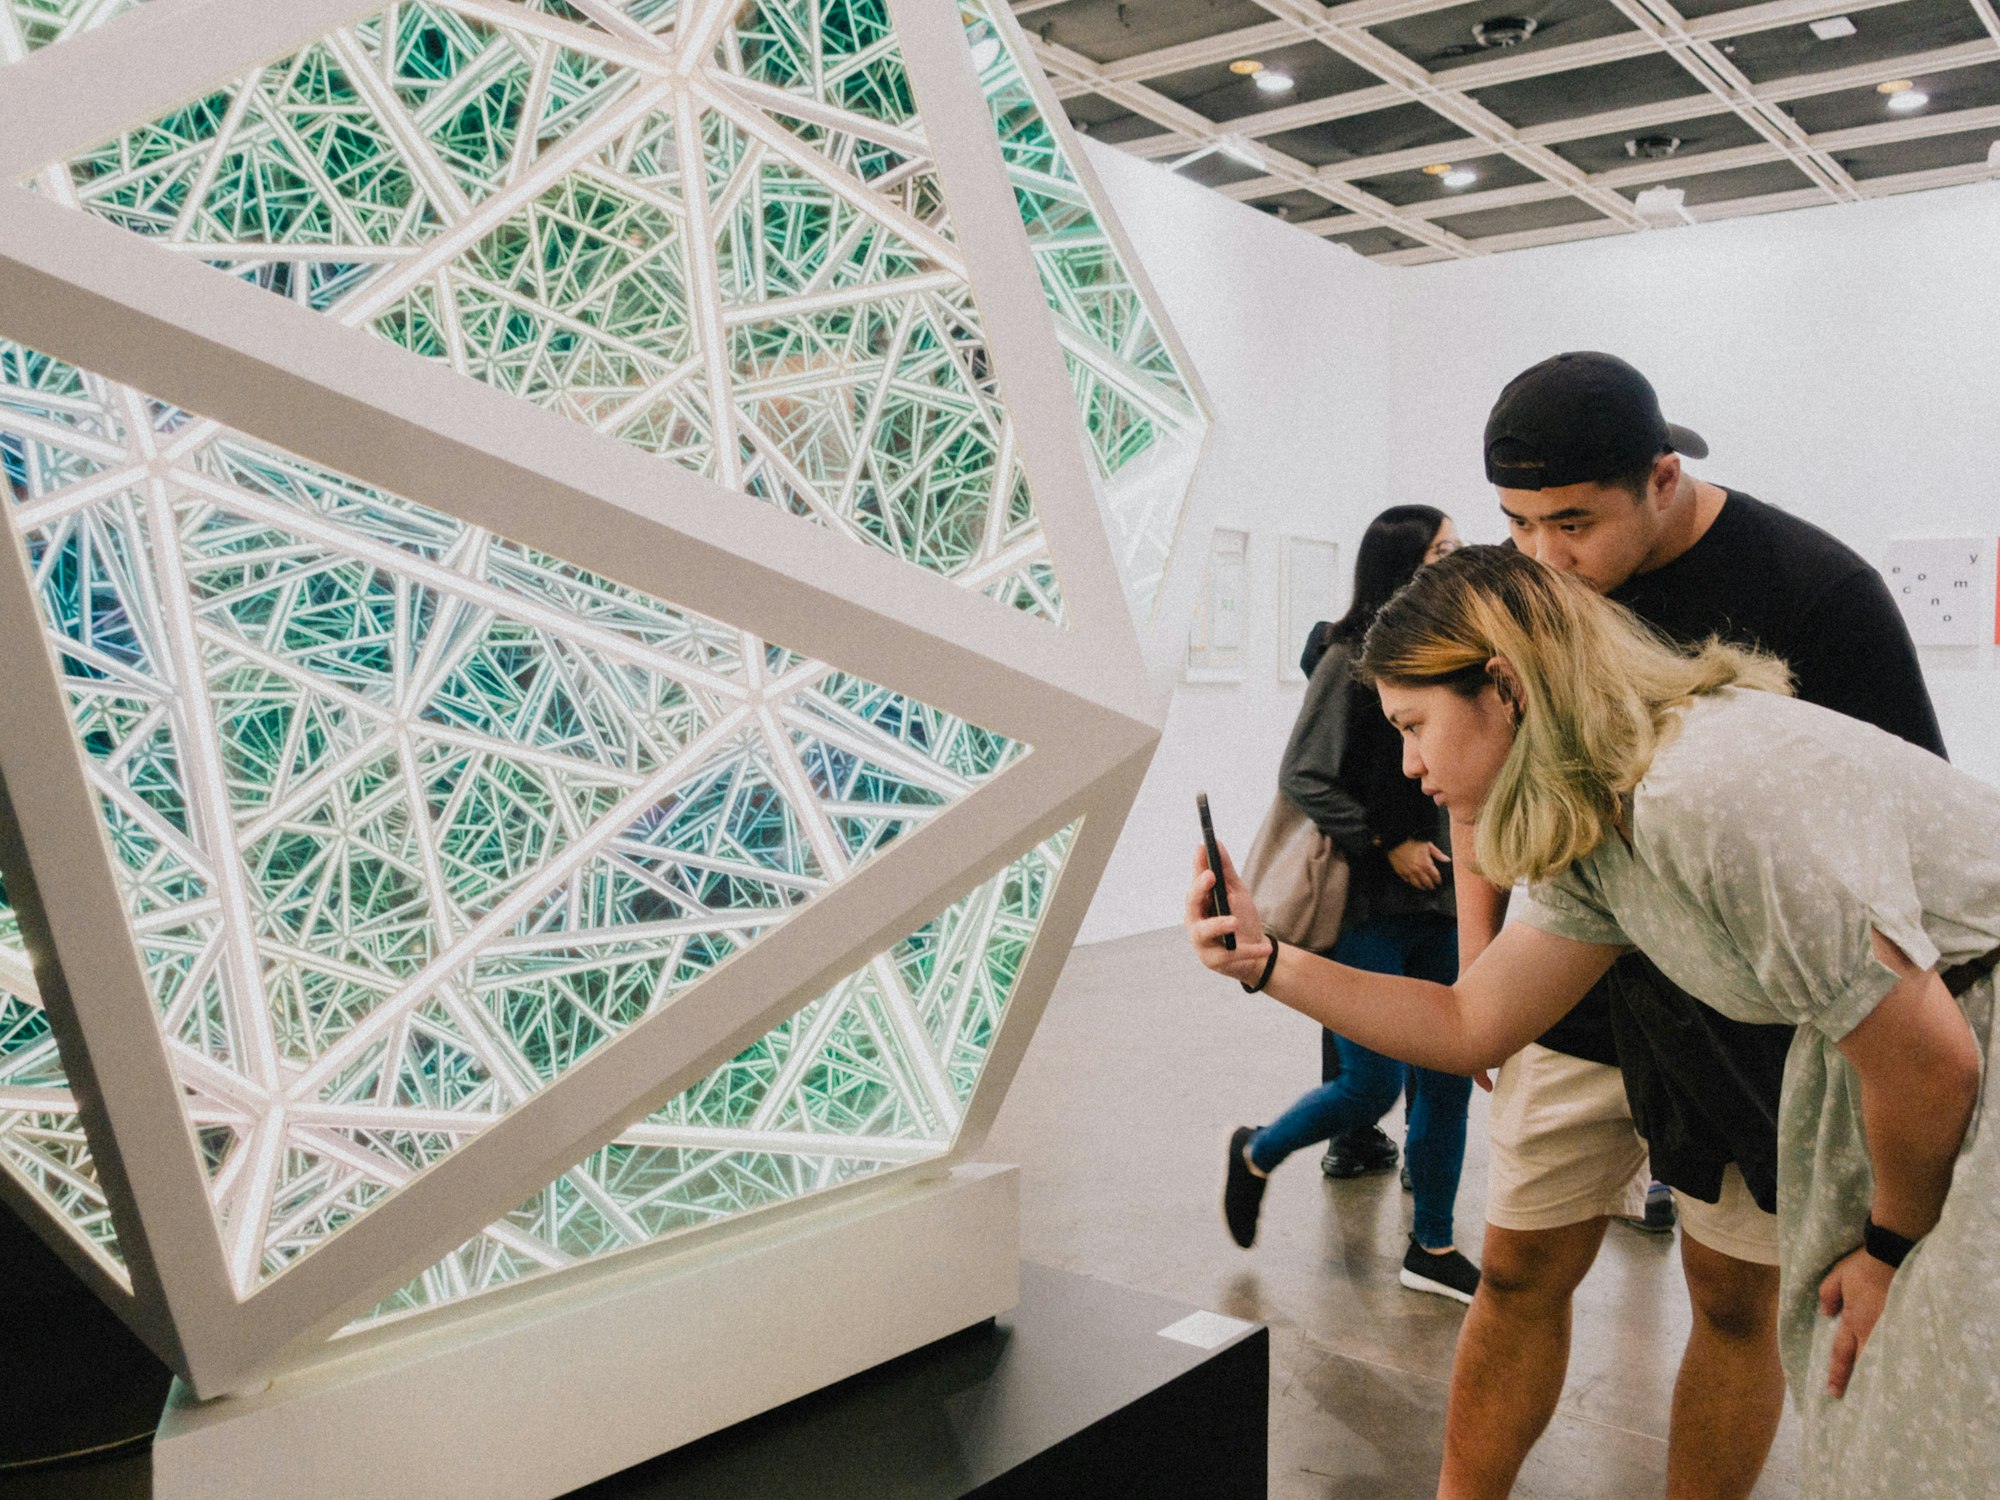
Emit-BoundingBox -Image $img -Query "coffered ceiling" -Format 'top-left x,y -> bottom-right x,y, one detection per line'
1014,0 -> 2000,261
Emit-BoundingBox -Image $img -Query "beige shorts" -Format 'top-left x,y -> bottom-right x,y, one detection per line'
1485,1043 -> 1781,1266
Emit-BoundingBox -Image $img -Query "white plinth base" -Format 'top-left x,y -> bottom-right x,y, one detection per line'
153,1163 -> 1019,1500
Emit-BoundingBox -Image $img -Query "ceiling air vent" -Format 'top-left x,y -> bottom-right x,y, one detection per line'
1472,16 -> 1539,48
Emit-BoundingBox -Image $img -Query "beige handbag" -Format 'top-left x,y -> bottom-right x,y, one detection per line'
1241,793 -> 1349,953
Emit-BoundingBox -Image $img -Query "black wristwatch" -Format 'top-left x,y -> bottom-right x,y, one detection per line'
1862,1216 -> 1918,1270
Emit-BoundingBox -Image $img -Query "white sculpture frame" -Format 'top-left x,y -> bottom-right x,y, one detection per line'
0,0 -> 1177,1413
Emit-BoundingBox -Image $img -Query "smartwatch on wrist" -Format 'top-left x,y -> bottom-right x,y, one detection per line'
1863,1216 -> 1918,1270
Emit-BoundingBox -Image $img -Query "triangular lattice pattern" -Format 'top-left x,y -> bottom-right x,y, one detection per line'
360,821 -> 1070,1328
1,338 -> 1025,1292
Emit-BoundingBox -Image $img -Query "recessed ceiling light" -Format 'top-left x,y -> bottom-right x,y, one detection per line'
1886,88 -> 1930,113
1253,69 -> 1295,94
1877,79 -> 1915,94
1229,59 -> 1264,75
1422,162 -> 1454,176
1442,168 -> 1478,189
1808,15 -> 1857,39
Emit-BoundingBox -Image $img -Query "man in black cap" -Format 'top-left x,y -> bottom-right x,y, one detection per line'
1438,352 -> 1944,1500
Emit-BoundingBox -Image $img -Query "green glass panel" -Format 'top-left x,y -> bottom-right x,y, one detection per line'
359,821 -> 1074,1327
1,340 -> 1021,1287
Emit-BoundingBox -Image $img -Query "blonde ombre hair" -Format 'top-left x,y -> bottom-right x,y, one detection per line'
1359,546 -> 1792,887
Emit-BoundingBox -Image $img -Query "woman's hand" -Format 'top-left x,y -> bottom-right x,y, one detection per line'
1818,1246 -> 1896,1399
1185,841 -> 1273,988
1388,839 -> 1451,891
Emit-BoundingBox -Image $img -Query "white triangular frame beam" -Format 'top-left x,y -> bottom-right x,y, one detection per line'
0,0 -> 1165,1397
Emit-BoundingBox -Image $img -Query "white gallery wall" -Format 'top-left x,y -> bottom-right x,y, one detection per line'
1385,180 -> 2000,792
1074,140 -> 1396,944
1078,154 -> 2000,945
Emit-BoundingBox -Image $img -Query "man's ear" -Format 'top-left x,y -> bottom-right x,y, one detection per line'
1649,452 -> 1682,504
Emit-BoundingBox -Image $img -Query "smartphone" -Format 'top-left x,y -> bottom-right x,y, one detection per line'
1195,792 -> 1236,951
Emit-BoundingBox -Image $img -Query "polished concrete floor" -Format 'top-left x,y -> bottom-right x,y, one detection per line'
971,924 -> 1802,1500
4,923 -> 1806,1500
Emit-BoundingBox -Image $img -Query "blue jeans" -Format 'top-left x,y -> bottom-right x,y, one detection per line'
1248,913 -> 1471,1249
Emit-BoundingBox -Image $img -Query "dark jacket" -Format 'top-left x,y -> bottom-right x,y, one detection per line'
1277,633 -> 1452,943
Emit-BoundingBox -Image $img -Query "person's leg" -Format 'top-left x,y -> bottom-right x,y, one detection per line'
1401,918 -> 1470,1251
1438,1043 -> 1649,1500
1405,1066 -> 1473,1249
1322,936 -> 1399,1176
1250,1041 -> 1407,1173
1665,1168 -> 1784,1500
1438,1218 -> 1608,1500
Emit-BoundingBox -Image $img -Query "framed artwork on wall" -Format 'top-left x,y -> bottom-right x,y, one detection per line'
1881,537 -> 1994,646
1278,537 -> 1340,682
1185,528 -> 1249,682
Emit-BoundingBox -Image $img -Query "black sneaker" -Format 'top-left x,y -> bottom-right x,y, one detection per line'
1224,1126 -> 1268,1249
1625,1179 -> 1677,1234
1400,1239 -> 1480,1304
1319,1125 -> 1398,1179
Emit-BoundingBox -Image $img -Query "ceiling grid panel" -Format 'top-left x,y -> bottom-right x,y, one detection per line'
1008,0 -> 2000,258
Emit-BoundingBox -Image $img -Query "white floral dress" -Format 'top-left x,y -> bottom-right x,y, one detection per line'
1517,688 -> 2000,1498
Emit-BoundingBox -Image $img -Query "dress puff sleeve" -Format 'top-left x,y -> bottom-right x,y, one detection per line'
1631,723 -> 1939,1043
1518,864 -> 1631,949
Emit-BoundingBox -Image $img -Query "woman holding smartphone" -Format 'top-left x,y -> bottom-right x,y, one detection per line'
1189,546 -> 1999,1498
1220,505 -> 1481,1305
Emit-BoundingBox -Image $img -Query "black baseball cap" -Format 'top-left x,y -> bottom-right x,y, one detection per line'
1484,352 -> 1708,490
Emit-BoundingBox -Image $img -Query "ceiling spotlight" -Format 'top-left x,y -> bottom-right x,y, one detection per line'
1422,162 -> 1454,175
1808,15 -> 1857,39
1886,87 -> 1930,113
1229,58 -> 1264,75
1625,134 -> 1682,160
1877,79 -> 1914,95
1253,69 -> 1296,93
1442,168 -> 1478,188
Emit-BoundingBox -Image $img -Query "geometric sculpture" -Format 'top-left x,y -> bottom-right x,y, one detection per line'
0,0 -> 1204,1407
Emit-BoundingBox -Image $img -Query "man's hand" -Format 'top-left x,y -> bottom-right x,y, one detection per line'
1818,1245 -> 1896,1398
1388,839 -> 1451,891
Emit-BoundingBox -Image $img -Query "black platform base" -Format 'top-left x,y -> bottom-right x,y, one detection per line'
0,1259 -> 1266,1500
572,1261 -> 1268,1500
0,1202 -> 173,1478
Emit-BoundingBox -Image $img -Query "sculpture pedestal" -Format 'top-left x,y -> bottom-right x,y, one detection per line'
152,1164 -> 1018,1500
579,1260 -> 1270,1499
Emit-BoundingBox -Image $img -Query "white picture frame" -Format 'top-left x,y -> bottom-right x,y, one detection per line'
1278,536 -> 1340,682
1881,537 -> 1994,647
1185,527 -> 1249,682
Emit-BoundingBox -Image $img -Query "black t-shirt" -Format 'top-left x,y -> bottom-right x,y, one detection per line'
1535,491 -> 1946,1065
1529,491 -> 1945,1207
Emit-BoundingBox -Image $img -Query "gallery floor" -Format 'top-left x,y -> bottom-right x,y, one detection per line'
6,923 -> 1806,1500
971,924 -> 1803,1500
